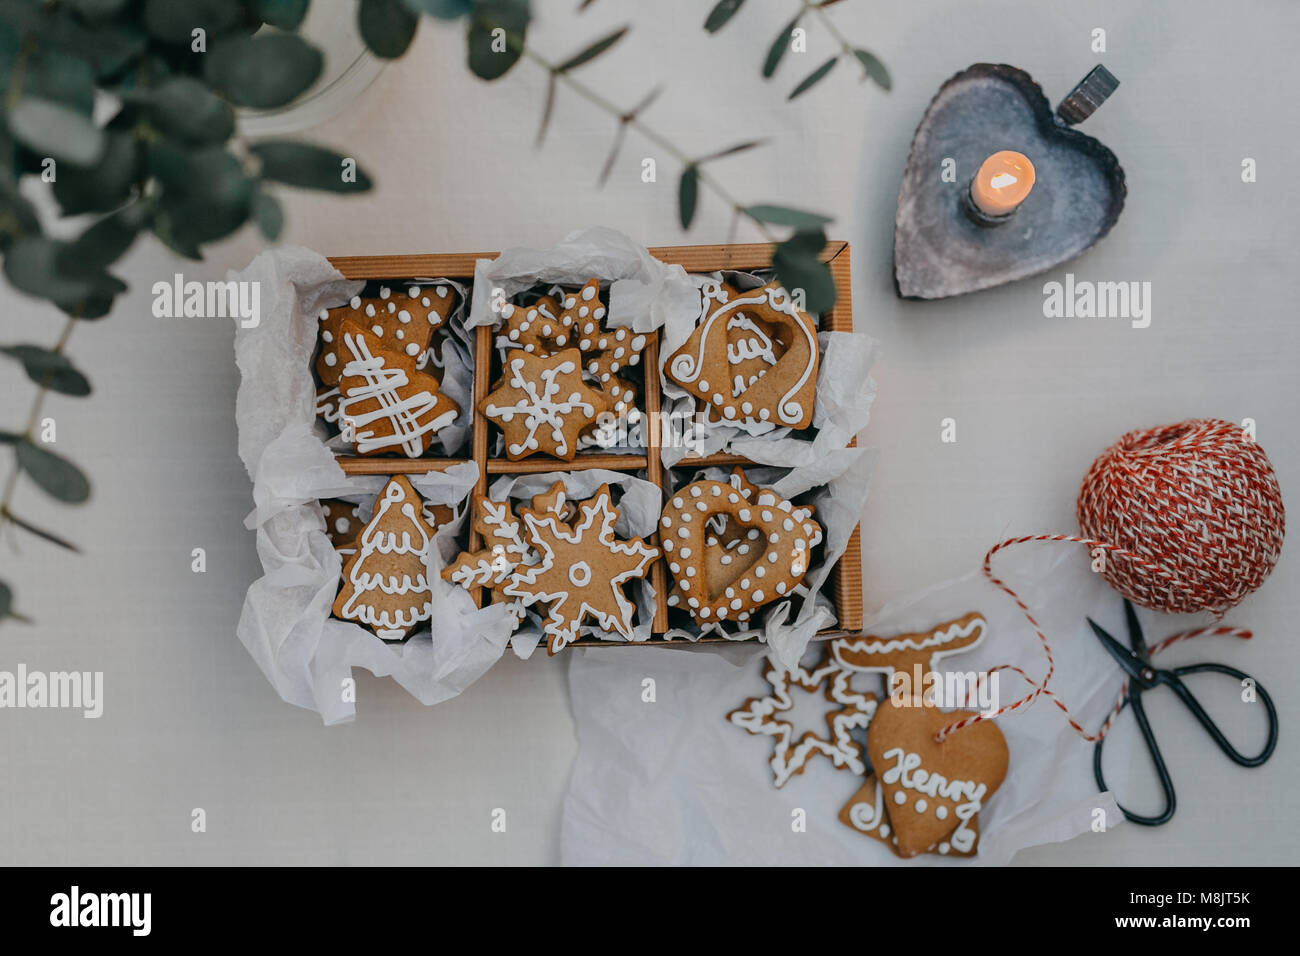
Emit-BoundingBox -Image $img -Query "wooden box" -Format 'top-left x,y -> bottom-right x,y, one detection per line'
326,241 -> 863,643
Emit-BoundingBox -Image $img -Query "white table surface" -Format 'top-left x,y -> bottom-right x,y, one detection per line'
2,0 -> 1296,865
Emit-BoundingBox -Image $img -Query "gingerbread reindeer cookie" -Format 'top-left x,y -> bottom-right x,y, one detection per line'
665,279 -> 819,430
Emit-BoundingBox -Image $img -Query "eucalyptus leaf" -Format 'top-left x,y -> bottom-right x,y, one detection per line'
467,0 -> 529,80
204,33 -> 324,109
404,0 -> 473,17
59,209 -> 142,274
556,26 -> 627,73
0,345 -> 92,396
853,48 -> 890,90
26,48 -> 96,115
143,0 -> 244,44
16,439 -> 90,504
7,98 -> 105,166
0,178 -> 40,249
772,228 -> 835,313
256,0 -> 310,30
23,7 -> 146,80
250,141 -> 373,193
678,164 -> 699,229
744,204 -> 833,229
3,237 -> 111,309
788,56 -> 837,101
536,73 -> 556,146
66,0 -> 133,18
762,15 -> 799,78
704,0 -> 744,33
51,132 -> 139,215
0,431 -> 21,444
359,0 -> 420,59
252,190 -> 284,241
0,581 -> 11,620
126,77 -> 236,145
150,142 -> 254,244
699,140 -> 763,164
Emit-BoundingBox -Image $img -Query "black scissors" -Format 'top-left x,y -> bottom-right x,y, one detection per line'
1088,599 -> 1278,826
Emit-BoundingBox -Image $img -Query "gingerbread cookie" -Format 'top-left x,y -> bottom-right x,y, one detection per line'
336,321 -> 460,457
833,613 -> 987,706
316,284 -> 454,386
480,348 -> 611,461
661,470 -> 821,625
838,773 -> 979,858
501,279 -> 648,422
333,475 -> 436,641
665,279 -> 819,429
443,483 -> 657,653
728,652 -> 877,787
865,702 -> 1008,858
503,483 -> 658,654
321,498 -> 364,556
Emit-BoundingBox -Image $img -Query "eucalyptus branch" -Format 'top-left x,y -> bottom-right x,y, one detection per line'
520,43 -> 779,244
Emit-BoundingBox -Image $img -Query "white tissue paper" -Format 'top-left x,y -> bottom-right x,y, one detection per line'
232,247 -> 514,723
561,542 -> 1134,865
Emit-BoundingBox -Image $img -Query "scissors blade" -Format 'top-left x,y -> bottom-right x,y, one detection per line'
1123,599 -> 1150,663
1087,618 -> 1147,681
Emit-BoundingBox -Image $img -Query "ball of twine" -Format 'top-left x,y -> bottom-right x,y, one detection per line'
1076,418 -> 1285,615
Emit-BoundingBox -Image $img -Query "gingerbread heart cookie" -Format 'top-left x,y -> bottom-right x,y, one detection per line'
665,279 -> 819,430
866,702 -> 1008,858
661,470 -> 821,625
333,476 -> 436,641
480,348 -> 611,461
838,773 -> 978,857
316,284 -> 453,386
336,321 -> 460,457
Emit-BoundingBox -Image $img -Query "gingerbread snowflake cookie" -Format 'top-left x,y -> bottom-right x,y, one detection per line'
336,321 -> 460,457
665,279 -> 819,430
442,483 -> 658,654
333,476 -> 445,641
316,285 -> 454,387
728,652 -> 877,787
661,470 -> 822,625
480,348 -> 611,461
500,279 -> 648,423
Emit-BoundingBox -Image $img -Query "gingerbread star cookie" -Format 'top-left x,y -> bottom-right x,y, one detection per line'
441,494 -> 536,617
728,652 -> 877,787
336,321 -> 460,457
503,484 -> 658,654
316,284 -> 454,386
480,348 -> 611,461
665,279 -> 819,429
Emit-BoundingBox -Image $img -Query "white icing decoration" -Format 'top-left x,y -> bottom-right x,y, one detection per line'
336,479 -> 433,635
337,328 -> 455,456
483,357 -> 595,458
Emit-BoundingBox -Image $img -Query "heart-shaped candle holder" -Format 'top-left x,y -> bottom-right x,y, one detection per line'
894,64 -> 1126,300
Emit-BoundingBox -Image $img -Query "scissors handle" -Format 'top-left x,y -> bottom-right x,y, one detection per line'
1165,663 -> 1279,767
1095,691 -> 1176,826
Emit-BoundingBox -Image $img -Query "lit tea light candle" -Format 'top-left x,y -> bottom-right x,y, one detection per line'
968,150 -> 1036,219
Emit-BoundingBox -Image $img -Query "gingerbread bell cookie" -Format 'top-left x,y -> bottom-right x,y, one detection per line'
661,470 -> 821,625
665,279 -> 818,430
443,483 -> 658,654
480,348 -> 611,461
333,476 -> 446,641
336,321 -> 460,457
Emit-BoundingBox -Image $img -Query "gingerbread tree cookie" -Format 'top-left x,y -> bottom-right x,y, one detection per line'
333,476 -> 436,641
665,280 -> 818,429
480,348 -> 610,461
337,321 -> 460,457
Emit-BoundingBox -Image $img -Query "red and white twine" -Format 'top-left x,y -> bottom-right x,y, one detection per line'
935,420 -> 1284,743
